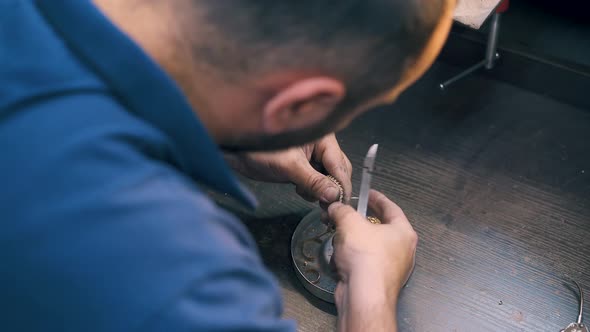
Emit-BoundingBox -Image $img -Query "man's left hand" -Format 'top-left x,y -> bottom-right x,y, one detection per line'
226,134 -> 352,204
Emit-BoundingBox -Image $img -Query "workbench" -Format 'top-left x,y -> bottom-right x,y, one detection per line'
223,60 -> 590,331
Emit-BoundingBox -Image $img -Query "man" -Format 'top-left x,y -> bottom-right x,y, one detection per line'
0,0 -> 454,331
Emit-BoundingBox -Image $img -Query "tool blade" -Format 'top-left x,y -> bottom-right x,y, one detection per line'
357,144 -> 378,217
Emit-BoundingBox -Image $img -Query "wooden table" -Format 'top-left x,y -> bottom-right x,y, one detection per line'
225,61 -> 590,331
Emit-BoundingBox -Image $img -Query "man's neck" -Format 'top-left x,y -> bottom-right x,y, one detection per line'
92,0 -> 243,144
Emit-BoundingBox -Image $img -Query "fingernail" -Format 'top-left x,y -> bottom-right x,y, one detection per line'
321,186 -> 339,203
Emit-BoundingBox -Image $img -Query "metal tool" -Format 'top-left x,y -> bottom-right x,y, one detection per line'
321,144 -> 379,269
357,144 -> 378,217
561,280 -> 588,332
291,144 -> 379,303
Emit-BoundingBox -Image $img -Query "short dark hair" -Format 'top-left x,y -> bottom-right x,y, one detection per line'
185,0 -> 445,108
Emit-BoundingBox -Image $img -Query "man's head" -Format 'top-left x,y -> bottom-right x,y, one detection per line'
95,0 -> 455,151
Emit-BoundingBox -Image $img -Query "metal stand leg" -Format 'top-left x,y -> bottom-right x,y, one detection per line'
440,13 -> 502,90
485,13 -> 501,69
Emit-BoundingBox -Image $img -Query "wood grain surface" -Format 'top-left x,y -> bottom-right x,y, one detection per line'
224,62 -> 590,331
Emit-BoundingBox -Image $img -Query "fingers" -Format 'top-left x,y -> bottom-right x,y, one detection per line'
367,190 -> 409,225
315,135 -> 353,202
329,191 -> 409,228
292,161 -> 343,203
327,202 -> 358,229
289,134 -> 351,204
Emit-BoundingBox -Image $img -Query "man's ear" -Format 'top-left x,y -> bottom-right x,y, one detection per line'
261,77 -> 345,135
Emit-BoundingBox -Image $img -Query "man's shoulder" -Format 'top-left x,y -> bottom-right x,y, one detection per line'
0,92 -> 192,244
0,92 -> 170,180
0,92 -> 258,262
0,93 -> 286,331
0,0 -> 105,114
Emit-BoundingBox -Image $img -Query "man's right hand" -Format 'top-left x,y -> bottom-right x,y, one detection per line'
328,190 -> 418,332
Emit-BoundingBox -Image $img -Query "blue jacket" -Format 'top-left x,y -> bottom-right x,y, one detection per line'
0,1 -> 295,331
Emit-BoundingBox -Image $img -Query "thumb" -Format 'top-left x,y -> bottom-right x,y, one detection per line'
327,202 -> 358,229
292,162 -> 342,203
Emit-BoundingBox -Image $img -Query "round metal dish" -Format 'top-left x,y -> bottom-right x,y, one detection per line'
291,208 -> 338,303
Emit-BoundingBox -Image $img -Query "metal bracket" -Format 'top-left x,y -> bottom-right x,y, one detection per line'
440,12 -> 502,90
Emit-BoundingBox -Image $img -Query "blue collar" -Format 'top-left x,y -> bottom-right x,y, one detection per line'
34,0 -> 257,209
